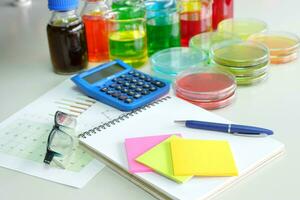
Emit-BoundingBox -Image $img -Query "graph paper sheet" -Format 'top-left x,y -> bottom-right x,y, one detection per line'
0,80 -> 124,188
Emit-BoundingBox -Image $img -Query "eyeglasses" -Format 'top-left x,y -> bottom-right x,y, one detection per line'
44,111 -> 77,168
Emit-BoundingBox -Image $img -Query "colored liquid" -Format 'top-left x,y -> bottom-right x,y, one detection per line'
180,12 -> 212,46
212,0 -> 233,30
109,30 -> 148,68
47,22 -> 88,74
82,15 -> 109,62
147,22 -> 181,56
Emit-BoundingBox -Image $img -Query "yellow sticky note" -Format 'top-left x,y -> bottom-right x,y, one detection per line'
136,135 -> 192,183
171,138 -> 238,176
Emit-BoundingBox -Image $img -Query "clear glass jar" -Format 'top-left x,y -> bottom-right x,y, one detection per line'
146,0 -> 181,56
180,0 -> 213,46
81,0 -> 110,62
47,9 -> 88,74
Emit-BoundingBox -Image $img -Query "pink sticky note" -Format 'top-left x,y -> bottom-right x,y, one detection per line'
125,134 -> 180,173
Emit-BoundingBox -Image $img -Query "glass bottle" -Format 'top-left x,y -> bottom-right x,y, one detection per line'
47,0 -> 88,74
81,0 -> 110,62
146,0 -> 181,56
212,0 -> 234,30
180,0 -> 213,46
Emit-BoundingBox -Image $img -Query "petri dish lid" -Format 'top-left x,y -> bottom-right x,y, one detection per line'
218,18 -> 268,40
174,67 -> 236,101
151,47 -> 208,75
236,72 -> 268,85
177,91 -> 236,110
211,40 -> 269,67
249,31 -> 300,56
189,31 -> 241,53
270,52 -> 298,64
216,60 -> 269,77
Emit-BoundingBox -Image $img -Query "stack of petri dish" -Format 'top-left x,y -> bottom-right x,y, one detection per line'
150,47 -> 208,82
174,68 -> 237,110
189,31 -> 241,64
218,18 -> 268,40
211,40 -> 270,85
249,32 -> 300,64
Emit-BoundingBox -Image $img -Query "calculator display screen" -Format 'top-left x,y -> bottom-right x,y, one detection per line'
83,64 -> 125,84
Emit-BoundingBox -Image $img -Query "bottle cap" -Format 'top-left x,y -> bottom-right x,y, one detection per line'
48,0 -> 79,11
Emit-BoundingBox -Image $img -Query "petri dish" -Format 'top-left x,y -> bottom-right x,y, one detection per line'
270,52 -> 298,64
174,68 -> 236,102
216,60 -> 269,76
211,40 -> 269,67
249,32 -> 300,57
218,18 -> 268,40
236,72 -> 268,85
150,47 -> 208,82
177,91 -> 236,110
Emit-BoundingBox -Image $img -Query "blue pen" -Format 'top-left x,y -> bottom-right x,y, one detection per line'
174,120 -> 273,136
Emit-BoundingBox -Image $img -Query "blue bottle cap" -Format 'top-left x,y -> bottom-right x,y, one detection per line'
48,0 -> 79,11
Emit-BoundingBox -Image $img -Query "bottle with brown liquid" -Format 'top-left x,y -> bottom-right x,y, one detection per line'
47,0 -> 88,74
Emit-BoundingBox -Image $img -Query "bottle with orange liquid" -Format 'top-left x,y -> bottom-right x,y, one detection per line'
81,0 -> 110,62
180,0 -> 213,46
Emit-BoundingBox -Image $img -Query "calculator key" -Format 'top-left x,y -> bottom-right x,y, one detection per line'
118,95 -> 128,101
129,84 -> 137,89
133,72 -> 140,77
139,74 -> 146,80
141,90 -> 149,95
127,91 -> 136,96
143,84 -> 150,89
106,90 -> 115,95
121,87 -> 129,93
145,77 -> 153,82
152,80 -> 166,88
123,82 -> 130,87
124,98 -> 133,104
112,92 -> 121,98
100,87 -> 109,92
133,93 -> 142,99
137,81 -> 144,86
117,80 -> 125,84
149,86 -> 157,91
125,76 -> 132,81
112,78 -> 118,82
115,85 -> 122,90
131,78 -> 138,83
135,87 -> 143,92
110,83 -> 118,88
128,70 -> 135,75
120,74 -> 126,78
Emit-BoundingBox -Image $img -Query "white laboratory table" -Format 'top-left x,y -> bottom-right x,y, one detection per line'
0,0 -> 299,199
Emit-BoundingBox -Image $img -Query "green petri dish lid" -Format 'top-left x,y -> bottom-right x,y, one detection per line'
236,72 -> 268,85
211,40 -> 270,67
151,47 -> 208,76
189,31 -> 241,53
218,18 -> 268,40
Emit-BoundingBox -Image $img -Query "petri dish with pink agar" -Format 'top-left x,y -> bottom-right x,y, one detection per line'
174,67 -> 236,110
249,32 -> 300,64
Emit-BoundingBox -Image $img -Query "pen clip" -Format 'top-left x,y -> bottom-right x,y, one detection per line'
232,132 -> 269,137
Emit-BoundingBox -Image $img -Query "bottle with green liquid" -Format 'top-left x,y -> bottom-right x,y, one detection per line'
146,0 -> 181,56
107,5 -> 148,68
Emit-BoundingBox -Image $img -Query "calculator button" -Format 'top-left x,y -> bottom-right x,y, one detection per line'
117,79 -> 125,84
106,90 -> 115,95
133,72 -> 140,77
100,87 -> 109,92
118,95 -> 128,101
115,85 -> 122,90
129,84 -> 137,89
128,70 -> 135,75
141,90 -> 149,95
112,92 -> 121,98
121,87 -> 129,93
110,83 -> 118,88
123,82 -> 130,87
143,84 -> 150,89
152,80 -> 166,88
124,98 -> 133,104
137,81 -> 144,86
127,91 -> 135,96
145,77 -> 153,82
120,74 -> 126,78
131,79 -> 138,83
133,93 -> 142,99
135,87 -> 143,92
149,86 -> 157,91
139,74 -> 146,80
112,78 -> 118,82
125,76 -> 132,81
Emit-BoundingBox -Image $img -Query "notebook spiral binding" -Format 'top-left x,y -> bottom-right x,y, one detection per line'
78,96 -> 172,139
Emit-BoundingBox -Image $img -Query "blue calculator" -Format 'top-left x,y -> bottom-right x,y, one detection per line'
71,60 -> 170,111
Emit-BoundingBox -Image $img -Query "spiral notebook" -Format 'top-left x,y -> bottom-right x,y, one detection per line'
79,96 -> 284,200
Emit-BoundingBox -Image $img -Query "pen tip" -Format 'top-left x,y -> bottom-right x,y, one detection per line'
174,120 -> 186,125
